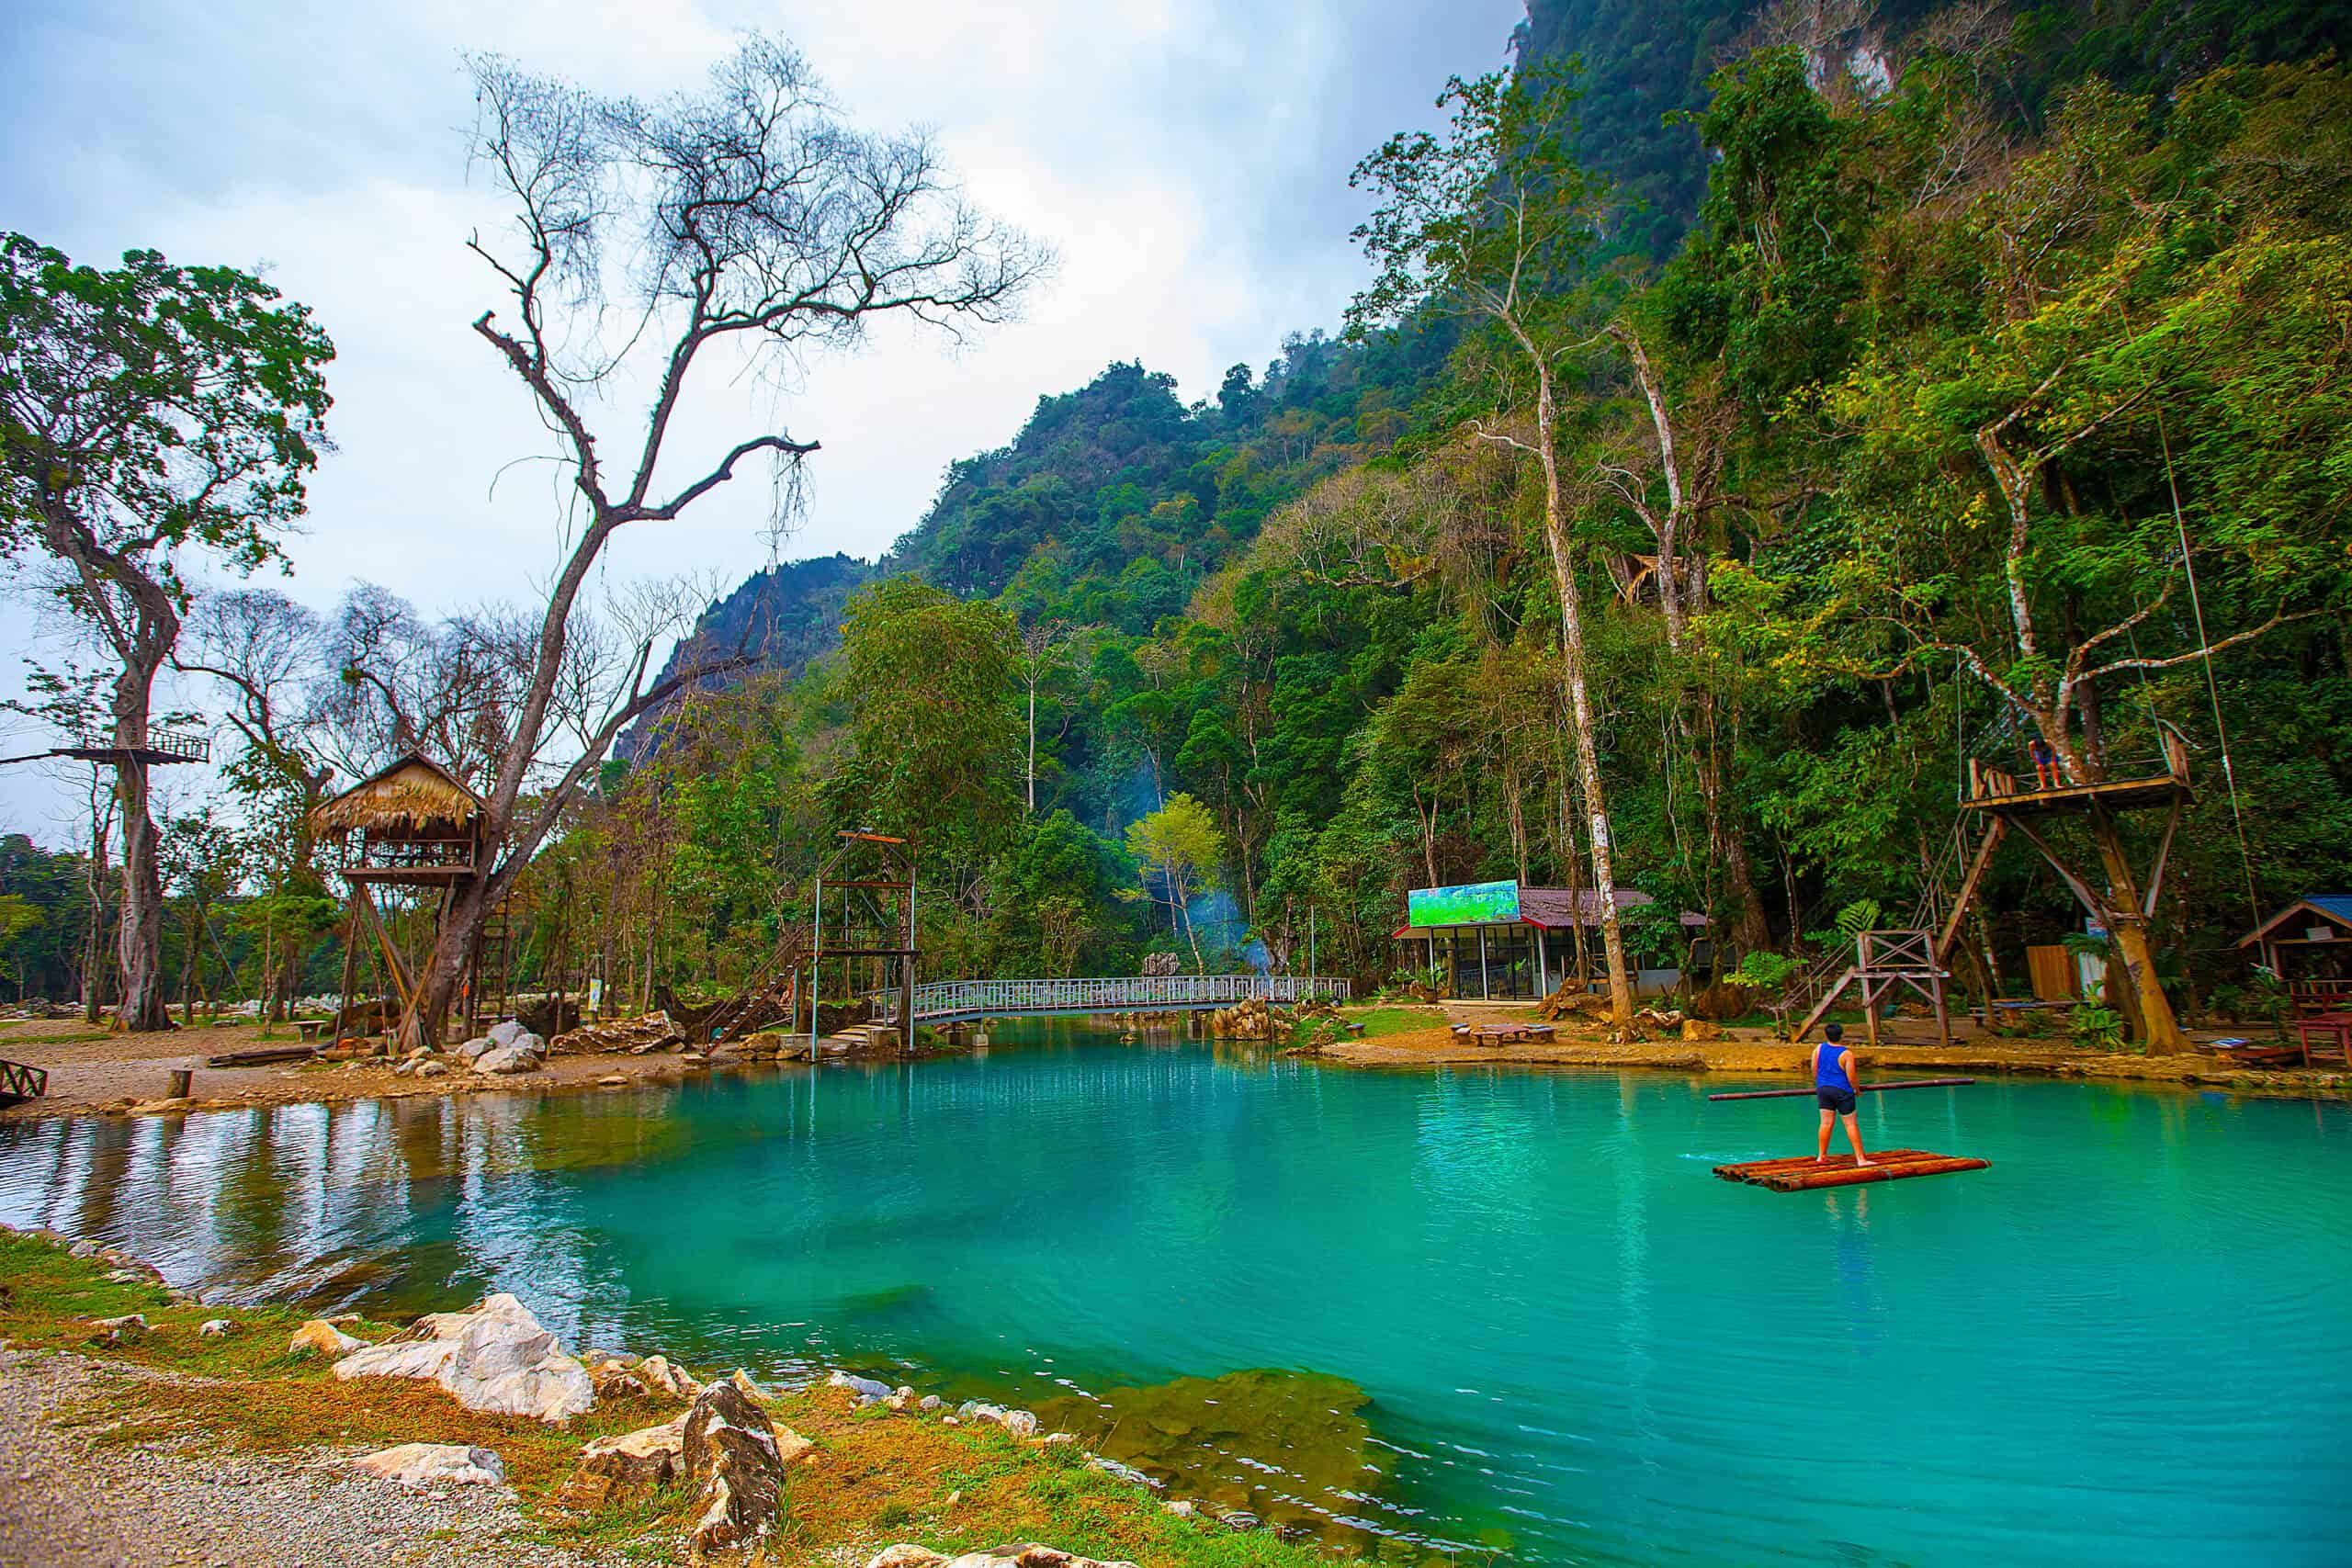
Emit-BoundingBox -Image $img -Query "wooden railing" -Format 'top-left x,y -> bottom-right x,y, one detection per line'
0,1058 -> 48,1104
865,974 -> 1351,1024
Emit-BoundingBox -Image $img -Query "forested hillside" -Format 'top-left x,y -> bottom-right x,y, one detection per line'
546,0 -> 2352,1052
15,0 -> 2352,1048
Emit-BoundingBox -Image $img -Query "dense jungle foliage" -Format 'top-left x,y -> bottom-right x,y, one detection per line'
9,0 -> 2350,1038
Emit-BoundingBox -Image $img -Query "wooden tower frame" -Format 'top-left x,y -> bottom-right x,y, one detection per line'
807,830 -> 917,1058
1937,728 -> 2193,1015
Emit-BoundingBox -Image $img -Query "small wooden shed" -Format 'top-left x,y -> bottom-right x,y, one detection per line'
2234,895 -> 2352,1013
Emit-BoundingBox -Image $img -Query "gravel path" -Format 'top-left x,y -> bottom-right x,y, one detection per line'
0,1348 -> 609,1568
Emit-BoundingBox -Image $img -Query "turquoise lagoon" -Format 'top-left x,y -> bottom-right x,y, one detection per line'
1,1025 -> 2345,1565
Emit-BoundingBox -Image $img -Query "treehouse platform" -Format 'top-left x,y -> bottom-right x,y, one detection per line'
1713,1148 -> 1990,1191
1960,728 -> 2193,818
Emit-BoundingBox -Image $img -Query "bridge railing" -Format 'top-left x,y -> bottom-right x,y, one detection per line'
864,974 -> 1351,1024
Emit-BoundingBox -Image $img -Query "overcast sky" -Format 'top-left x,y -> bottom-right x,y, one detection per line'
0,0 -> 1527,844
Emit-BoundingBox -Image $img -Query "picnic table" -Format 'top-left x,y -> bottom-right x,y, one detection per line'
1467,1022 -> 1556,1046
295,1019 -> 332,1042
2290,1011 -> 2352,1066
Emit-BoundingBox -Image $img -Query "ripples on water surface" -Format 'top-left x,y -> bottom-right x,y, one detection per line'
2,1027 -> 2346,1565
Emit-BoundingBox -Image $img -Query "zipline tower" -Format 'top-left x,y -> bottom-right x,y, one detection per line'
807,829 -> 918,1057
1791,727 -> 2193,1044
1939,725 -> 2192,1000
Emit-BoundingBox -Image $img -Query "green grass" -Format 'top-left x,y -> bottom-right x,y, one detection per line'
0,1230 -> 1350,1568
1337,1005 -> 1445,1039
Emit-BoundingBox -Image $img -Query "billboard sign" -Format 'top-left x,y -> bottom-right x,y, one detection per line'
1408,879 -> 1521,928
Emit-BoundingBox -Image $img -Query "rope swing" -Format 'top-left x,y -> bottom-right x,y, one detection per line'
2155,401 -> 2264,934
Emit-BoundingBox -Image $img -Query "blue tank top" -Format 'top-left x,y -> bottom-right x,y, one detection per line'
1815,1043 -> 1852,1091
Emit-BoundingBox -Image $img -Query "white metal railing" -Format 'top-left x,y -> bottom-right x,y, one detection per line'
863,974 -> 1351,1024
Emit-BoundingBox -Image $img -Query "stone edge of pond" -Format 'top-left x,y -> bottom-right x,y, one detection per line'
1311,1031 -> 2352,1101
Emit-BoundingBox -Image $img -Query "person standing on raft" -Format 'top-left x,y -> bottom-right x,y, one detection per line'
1813,1022 -> 1871,1168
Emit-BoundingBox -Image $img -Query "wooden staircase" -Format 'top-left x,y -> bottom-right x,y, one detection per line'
1782,818 -> 2003,1044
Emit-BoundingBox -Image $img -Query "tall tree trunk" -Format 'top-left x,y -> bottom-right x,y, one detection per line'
111,654 -> 172,1032
81,777 -> 111,1025
1531,361 -> 1635,1028
2086,809 -> 2188,1052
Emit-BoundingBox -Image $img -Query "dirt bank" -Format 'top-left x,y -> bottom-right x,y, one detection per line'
1320,1009 -> 2352,1099
0,1017 -> 842,1122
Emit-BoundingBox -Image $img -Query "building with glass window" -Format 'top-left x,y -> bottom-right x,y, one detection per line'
1392,879 -> 1709,999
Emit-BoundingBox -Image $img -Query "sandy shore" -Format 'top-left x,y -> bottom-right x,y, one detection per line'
1322,1003 -> 2352,1098
0,1017 -> 810,1122
2,1003 -> 2343,1124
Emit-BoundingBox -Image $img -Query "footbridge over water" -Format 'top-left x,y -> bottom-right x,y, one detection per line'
866,974 -> 1351,1027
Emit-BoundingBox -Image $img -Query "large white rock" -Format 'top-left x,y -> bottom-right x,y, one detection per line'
334,1293 -> 594,1423
488,1020 -> 527,1048
471,1041 -> 544,1076
864,1548 -> 1141,1568
352,1441 -> 507,1489
455,1035 -> 495,1063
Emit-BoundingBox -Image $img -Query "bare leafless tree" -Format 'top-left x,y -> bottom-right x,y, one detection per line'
385,37 -> 1046,1043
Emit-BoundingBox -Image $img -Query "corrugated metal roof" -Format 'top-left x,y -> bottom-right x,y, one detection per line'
2235,895 -> 2352,946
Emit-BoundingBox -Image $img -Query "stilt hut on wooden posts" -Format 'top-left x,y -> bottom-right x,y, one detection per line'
310,754 -> 492,1052
2234,896 -> 2352,1015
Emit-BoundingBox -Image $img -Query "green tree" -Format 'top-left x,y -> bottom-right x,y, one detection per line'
1347,64 -> 1640,1027
1125,794 -> 1226,973
0,234 -> 334,1030
837,578 -> 1023,876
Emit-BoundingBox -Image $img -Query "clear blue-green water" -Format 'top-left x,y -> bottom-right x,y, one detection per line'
2,1025 -> 2346,1566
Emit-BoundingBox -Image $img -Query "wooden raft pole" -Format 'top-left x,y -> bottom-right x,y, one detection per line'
1708,1077 -> 1976,1102
1714,1148 -> 1990,1190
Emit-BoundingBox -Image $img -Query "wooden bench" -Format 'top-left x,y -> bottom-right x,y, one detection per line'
295,1019 -> 331,1042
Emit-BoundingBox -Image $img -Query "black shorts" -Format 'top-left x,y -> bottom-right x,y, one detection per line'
1816,1089 -> 1857,1115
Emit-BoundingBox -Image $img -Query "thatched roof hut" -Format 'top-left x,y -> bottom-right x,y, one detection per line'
311,756 -> 487,885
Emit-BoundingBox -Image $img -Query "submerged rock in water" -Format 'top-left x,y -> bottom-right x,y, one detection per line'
333,1292 -> 592,1423
1035,1368 -> 1374,1548
830,1370 -> 893,1404
353,1441 -> 506,1489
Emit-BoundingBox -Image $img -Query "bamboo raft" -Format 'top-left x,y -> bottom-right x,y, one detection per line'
1714,1148 -> 1989,1191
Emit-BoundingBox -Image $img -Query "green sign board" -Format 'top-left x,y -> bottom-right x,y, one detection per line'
1408,879 -> 1521,928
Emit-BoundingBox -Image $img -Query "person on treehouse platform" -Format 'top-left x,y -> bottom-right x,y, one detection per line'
1813,1022 -> 1871,1168
2028,736 -> 2063,791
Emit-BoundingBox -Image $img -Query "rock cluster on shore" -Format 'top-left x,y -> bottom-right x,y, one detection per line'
332,1293 -> 593,1422
25,1218 -> 1309,1562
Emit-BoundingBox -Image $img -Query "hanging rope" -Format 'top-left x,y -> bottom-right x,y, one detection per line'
2155,402 -> 2264,931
